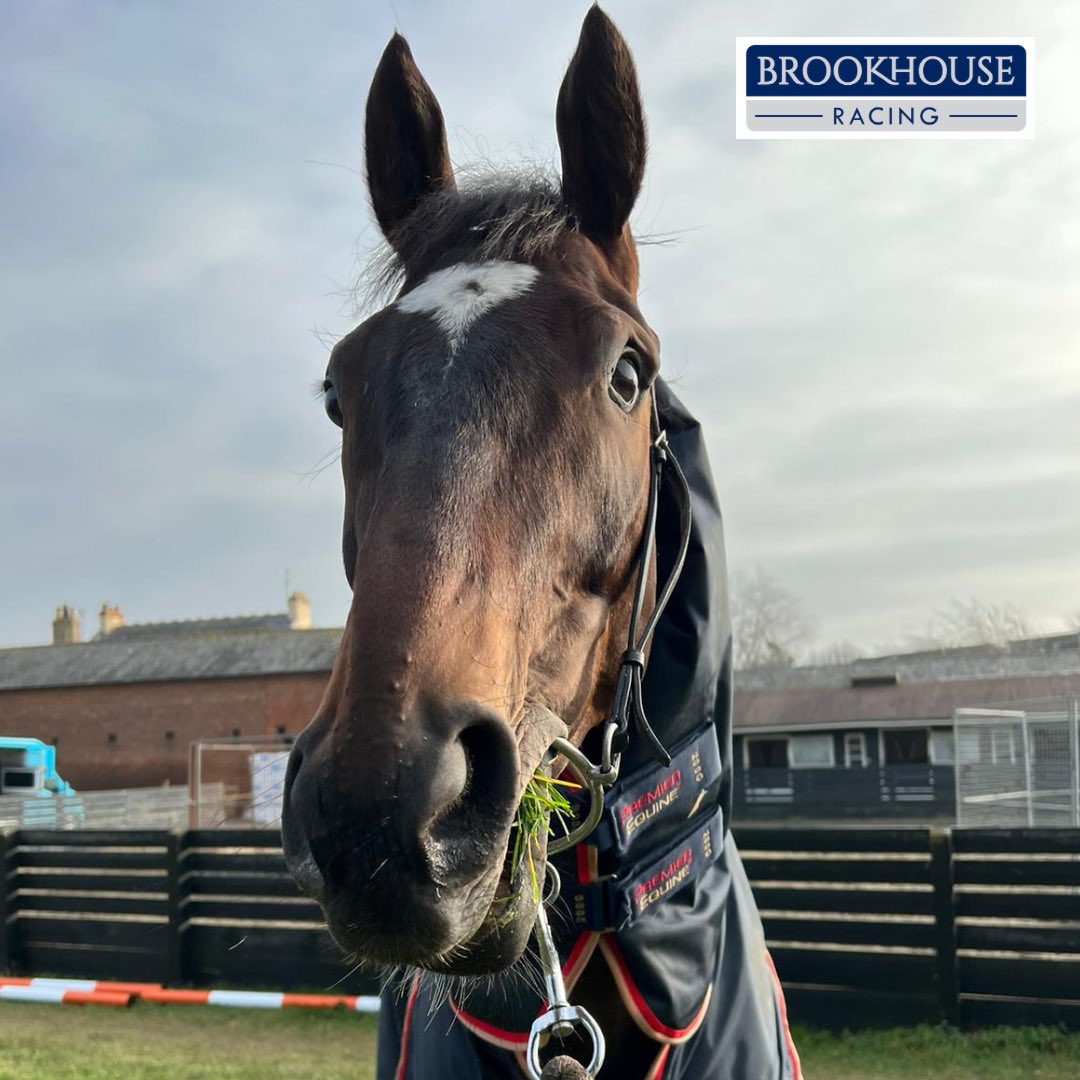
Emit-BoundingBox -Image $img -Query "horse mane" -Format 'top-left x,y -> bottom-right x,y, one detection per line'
357,166 -> 574,311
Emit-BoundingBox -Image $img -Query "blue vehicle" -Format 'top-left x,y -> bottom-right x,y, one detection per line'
0,737 -> 76,797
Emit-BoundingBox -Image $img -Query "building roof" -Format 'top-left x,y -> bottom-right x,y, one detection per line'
734,631 -> 1080,732
735,673 -> 1080,732
737,631 -> 1080,693
93,613 -> 292,642
6,613 -> 1080,724
0,629 -> 341,692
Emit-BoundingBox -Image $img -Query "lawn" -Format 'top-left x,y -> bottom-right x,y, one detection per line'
793,1025 -> 1080,1080
1,1004 -> 1079,1079
0,1003 -> 377,1080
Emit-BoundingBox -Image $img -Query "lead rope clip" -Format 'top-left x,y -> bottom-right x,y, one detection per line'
526,866 -> 605,1080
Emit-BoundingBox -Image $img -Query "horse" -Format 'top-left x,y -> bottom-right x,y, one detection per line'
282,7 -> 802,1078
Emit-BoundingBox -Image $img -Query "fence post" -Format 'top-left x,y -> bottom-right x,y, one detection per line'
1072,697 -> 1080,827
163,829 -> 188,987
0,829 -> 20,975
929,826 -> 958,1025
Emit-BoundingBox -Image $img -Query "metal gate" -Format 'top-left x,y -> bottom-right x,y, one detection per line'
188,734 -> 293,828
955,698 -> 1080,826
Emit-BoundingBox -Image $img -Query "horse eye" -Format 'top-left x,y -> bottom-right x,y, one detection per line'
323,378 -> 343,428
609,350 -> 641,412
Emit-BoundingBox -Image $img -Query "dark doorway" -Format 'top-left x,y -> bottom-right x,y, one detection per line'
882,729 -> 929,765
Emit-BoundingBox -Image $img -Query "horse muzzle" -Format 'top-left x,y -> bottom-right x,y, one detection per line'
281,699 -> 523,965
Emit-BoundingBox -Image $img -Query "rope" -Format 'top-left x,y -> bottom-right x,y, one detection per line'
541,1056 -> 595,1080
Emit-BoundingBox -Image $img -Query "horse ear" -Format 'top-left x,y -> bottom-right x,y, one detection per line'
556,6 -> 646,245
364,34 -> 455,244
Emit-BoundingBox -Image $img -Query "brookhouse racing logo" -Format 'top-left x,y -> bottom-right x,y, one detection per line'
736,38 -> 1033,139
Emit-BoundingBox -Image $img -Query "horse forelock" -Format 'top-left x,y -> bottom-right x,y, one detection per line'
355,167 -> 575,312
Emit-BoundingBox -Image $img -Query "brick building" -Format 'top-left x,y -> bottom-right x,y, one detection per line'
0,595 -> 337,790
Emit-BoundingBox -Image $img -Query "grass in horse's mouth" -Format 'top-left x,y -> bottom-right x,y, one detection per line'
503,773 -> 579,904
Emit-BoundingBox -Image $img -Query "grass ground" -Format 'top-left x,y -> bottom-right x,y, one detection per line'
0,1003 -> 377,1080
792,1025 -> 1080,1080
1,1004 -> 1079,1079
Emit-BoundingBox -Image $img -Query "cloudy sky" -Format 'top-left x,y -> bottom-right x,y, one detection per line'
2,1 -> 1077,652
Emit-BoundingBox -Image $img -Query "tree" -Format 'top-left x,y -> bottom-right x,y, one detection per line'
907,597 -> 1032,650
806,641 -> 865,666
729,567 -> 816,671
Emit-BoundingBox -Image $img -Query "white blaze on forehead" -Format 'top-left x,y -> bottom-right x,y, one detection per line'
396,261 -> 540,357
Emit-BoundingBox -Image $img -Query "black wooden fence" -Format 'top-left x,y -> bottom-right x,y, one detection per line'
0,828 -> 376,995
1,825 -> 1078,1030
738,825 -> 1080,1030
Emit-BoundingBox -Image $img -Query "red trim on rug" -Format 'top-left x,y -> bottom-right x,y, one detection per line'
394,974 -> 421,1080
764,949 -> 803,1080
646,1043 -> 671,1079
598,937 -> 712,1044
562,931 -> 599,987
450,998 -> 531,1051
451,932 -> 601,1052
575,843 -> 592,884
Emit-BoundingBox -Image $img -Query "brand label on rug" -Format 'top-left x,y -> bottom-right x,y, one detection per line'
604,730 -> 721,856
736,38 -> 1034,139
619,770 -> 682,839
628,814 -> 721,918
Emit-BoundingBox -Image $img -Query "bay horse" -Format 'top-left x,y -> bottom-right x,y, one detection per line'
283,7 -> 801,1078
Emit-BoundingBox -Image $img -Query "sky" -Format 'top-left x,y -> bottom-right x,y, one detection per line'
1,0 -> 1078,653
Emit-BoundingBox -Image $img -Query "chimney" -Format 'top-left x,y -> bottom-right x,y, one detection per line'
98,603 -> 124,636
287,591 -> 312,630
52,605 -> 82,645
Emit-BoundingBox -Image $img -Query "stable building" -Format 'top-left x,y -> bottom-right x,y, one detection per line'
732,632 -> 1080,821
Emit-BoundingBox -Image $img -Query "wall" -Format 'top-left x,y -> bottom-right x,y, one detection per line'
0,673 -> 329,790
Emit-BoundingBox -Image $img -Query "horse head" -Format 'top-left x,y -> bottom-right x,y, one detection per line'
283,6 -> 659,975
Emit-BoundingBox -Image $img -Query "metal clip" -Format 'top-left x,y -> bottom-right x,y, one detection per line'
526,868 -> 606,1080
545,737 -> 616,856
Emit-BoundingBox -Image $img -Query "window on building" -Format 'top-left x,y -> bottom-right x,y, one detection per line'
107,733 -> 118,747
50,736 -> 59,747
844,732 -> 868,768
929,730 -> 955,765
231,728 -> 242,738
746,737 -> 789,768
164,730 -> 175,743
276,726 -> 287,736
957,728 -> 1019,765
1031,727 -> 1060,763
790,733 -> 834,768
991,728 -> 1016,764
957,730 -> 982,763
882,729 -> 928,765
850,673 -> 897,688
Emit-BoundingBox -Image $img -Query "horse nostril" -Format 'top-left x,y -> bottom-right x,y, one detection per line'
283,742 -> 304,790
428,717 -> 519,869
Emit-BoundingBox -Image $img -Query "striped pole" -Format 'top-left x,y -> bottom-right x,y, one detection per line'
0,978 -> 160,994
141,988 -> 381,1012
0,977 -> 379,1013
0,985 -> 130,1007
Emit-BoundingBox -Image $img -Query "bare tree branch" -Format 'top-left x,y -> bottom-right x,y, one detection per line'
906,597 -> 1032,650
805,641 -> 865,666
729,566 -> 816,671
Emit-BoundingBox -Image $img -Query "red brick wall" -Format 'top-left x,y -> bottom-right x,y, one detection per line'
0,673 -> 329,791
